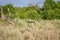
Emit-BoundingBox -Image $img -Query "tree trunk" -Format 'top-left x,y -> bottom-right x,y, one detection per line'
0,7 -> 5,20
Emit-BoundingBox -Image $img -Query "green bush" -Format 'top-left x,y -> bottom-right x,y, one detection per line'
27,9 -> 41,19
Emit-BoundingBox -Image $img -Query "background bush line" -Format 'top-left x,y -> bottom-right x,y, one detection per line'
0,0 -> 60,20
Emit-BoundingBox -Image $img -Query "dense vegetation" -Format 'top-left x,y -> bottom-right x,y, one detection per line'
0,0 -> 60,20
0,0 -> 60,40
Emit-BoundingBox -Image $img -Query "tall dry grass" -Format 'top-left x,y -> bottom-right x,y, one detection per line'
0,19 -> 60,40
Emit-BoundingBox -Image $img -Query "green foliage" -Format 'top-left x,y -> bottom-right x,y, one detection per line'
41,10 -> 48,19
15,7 -> 41,19
44,0 -> 56,9
54,8 -> 60,19
15,8 -> 27,19
56,1 -> 60,8
27,9 -> 41,19
1,4 -> 16,18
42,0 -> 60,20
0,0 -> 60,20
47,9 -> 55,20
3,4 -> 15,14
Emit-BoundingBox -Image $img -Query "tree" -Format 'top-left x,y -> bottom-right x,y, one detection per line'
56,1 -> 60,8
54,8 -> 60,19
43,0 -> 56,10
3,4 -> 15,18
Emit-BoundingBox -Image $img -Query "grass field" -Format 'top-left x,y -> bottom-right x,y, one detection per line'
0,19 -> 60,40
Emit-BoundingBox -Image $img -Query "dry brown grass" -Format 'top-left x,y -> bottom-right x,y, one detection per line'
0,19 -> 60,40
